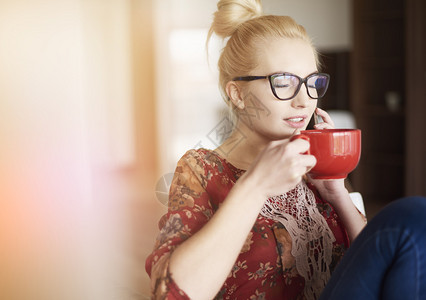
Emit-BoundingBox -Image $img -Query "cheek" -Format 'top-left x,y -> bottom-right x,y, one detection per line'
243,92 -> 273,118
307,102 -> 317,115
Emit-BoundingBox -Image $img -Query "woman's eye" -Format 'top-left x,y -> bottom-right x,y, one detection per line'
275,83 -> 290,88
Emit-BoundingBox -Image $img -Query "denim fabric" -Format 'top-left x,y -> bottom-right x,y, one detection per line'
320,196 -> 426,300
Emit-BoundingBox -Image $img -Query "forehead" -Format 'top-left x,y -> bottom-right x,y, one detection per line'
253,38 -> 317,77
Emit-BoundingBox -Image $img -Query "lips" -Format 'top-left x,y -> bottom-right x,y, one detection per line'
287,117 -> 304,122
284,115 -> 307,128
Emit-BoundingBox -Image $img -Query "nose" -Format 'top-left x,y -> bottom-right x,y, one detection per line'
290,83 -> 311,108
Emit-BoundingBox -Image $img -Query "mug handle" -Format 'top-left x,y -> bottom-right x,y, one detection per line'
290,134 -> 310,155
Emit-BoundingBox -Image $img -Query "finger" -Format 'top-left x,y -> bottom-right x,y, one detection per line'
304,154 -> 317,170
287,160 -> 305,182
314,122 -> 334,130
315,107 -> 335,128
269,131 -> 305,152
288,138 -> 310,154
304,155 -> 317,172
289,154 -> 316,180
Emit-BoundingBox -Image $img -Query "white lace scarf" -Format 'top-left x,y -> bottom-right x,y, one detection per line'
260,181 -> 336,300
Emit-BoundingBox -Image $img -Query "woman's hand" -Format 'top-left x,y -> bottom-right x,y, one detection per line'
313,107 -> 335,129
308,107 -> 366,240
309,108 -> 348,205
241,136 -> 317,199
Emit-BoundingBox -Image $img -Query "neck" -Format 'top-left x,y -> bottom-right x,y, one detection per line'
215,121 -> 270,170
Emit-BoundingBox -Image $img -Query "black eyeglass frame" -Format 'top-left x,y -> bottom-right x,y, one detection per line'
232,72 -> 330,101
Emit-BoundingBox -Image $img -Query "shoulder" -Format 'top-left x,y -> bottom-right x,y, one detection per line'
180,148 -> 209,164
179,148 -> 227,173
172,149 -> 218,189
174,148 -> 235,192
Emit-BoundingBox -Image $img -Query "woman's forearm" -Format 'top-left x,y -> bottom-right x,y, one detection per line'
169,174 -> 265,300
328,192 -> 367,242
312,178 -> 367,242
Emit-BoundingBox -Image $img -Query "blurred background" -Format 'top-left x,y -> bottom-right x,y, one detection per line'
0,0 -> 424,299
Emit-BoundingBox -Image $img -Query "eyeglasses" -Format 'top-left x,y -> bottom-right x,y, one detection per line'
232,72 -> 330,101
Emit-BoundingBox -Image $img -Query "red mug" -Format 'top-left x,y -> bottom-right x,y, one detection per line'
291,129 -> 361,179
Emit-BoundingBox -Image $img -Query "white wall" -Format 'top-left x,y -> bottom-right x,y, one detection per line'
262,0 -> 352,51
155,0 -> 353,174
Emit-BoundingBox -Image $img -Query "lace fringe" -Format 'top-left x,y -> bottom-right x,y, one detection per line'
260,181 -> 336,300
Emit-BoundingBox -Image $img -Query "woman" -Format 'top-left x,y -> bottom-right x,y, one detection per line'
146,0 -> 367,299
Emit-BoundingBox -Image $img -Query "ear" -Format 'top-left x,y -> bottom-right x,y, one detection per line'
225,81 -> 245,110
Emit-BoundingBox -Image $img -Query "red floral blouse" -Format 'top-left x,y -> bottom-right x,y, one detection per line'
145,149 -> 350,299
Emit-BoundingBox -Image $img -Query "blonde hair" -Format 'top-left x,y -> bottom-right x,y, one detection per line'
207,0 -> 319,102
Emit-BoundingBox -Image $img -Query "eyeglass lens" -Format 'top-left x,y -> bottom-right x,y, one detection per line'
271,74 -> 329,100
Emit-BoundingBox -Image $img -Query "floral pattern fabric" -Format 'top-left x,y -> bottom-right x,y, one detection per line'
145,149 -> 350,299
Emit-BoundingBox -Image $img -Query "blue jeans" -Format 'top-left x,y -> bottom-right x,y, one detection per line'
320,196 -> 426,300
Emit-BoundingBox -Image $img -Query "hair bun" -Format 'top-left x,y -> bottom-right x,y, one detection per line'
209,0 -> 263,39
